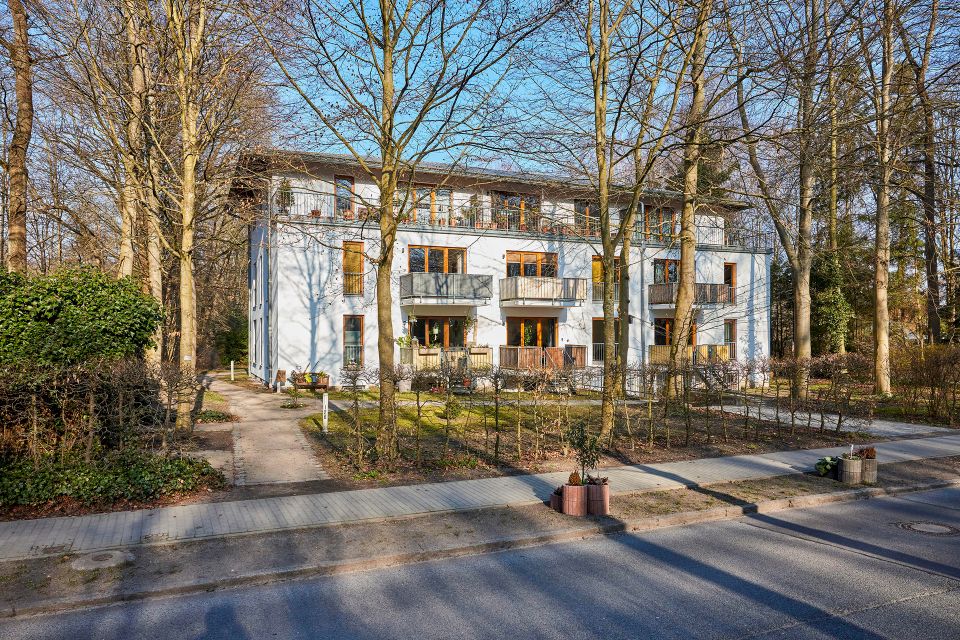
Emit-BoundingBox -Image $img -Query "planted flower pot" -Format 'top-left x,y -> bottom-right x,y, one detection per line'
839,456 -> 863,485
562,485 -> 587,516
861,458 -> 878,484
549,493 -> 562,512
587,484 -> 610,516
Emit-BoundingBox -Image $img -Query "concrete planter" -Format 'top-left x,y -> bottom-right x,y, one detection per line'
839,457 -> 863,485
562,485 -> 587,516
587,484 -> 610,516
861,458 -> 878,484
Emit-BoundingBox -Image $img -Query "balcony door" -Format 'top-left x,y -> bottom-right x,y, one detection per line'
506,251 -> 557,277
653,258 -> 679,284
506,317 -> 557,348
408,246 -> 466,273
410,317 -> 466,349
491,191 -> 541,230
653,318 -> 696,346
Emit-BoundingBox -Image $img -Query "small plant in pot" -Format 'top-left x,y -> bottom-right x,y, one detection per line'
855,447 -> 877,484
563,422 -> 603,516
586,474 -> 610,516
562,471 -> 588,516
815,456 -> 840,479
549,486 -> 563,512
839,446 -> 863,485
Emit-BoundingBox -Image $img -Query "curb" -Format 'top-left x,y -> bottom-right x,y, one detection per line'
5,477 -> 959,619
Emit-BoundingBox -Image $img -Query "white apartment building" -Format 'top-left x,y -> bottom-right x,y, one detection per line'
243,151 -> 772,389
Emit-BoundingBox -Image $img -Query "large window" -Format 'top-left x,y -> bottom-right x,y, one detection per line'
724,262 -> 736,303
409,316 -> 466,348
654,318 -> 696,346
343,315 -> 363,366
410,186 -> 453,224
408,246 -> 465,273
491,191 -> 541,230
644,208 -> 677,242
506,251 -> 557,277
335,175 -> 354,217
574,200 -> 599,235
343,241 -> 363,296
506,317 -> 557,348
591,255 -> 621,302
653,258 -> 680,284
724,319 -> 737,345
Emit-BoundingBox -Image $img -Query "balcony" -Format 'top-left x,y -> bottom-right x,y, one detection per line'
399,346 -> 492,370
499,277 -> 587,307
591,342 -> 619,364
647,342 -> 736,365
274,191 -> 774,254
399,273 -> 493,305
499,345 -> 587,370
591,281 -> 621,303
647,283 -> 734,306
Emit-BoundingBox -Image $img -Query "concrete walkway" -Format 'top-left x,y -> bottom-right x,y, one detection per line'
1,433 -> 958,561
711,404 -> 955,438
206,378 -> 329,485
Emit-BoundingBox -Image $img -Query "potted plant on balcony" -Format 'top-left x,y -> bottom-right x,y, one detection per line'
839,446 -> 863,485
562,471 -> 587,516
855,447 -> 877,484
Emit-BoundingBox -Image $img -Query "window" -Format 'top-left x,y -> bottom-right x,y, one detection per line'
506,317 -> 557,348
343,242 -> 363,296
574,200 -> 599,235
343,315 -> 363,367
335,175 -> 354,217
724,263 -> 736,303
408,246 -> 466,273
591,255 -> 621,302
407,186 -> 452,224
410,316 -> 466,348
653,259 -> 680,284
491,191 -> 541,230
724,319 -> 737,345
654,318 -> 696,346
644,208 -> 677,242
506,251 -> 557,278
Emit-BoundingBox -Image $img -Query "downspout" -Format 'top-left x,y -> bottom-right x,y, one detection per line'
639,201 -> 647,367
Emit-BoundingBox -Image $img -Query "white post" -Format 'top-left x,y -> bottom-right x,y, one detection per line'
230,360 -> 235,381
322,392 -> 329,433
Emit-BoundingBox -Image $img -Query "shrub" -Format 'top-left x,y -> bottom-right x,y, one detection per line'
567,471 -> 582,486
0,451 -> 223,508
0,268 -> 162,366
566,421 -> 602,481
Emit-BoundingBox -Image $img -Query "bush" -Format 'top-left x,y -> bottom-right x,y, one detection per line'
0,268 -> 162,366
0,451 -> 224,507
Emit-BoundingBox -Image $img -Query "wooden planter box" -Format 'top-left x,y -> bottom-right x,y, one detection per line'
861,458 -> 878,484
562,485 -> 588,516
587,484 -> 610,516
549,493 -> 562,512
291,373 -> 329,391
839,457 -> 862,485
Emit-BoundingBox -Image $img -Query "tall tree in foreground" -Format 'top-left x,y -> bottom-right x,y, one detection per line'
1,0 -> 33,273
250,0 -> 551,460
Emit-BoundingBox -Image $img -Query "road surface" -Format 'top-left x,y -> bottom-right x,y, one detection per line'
2,487 -> 959,639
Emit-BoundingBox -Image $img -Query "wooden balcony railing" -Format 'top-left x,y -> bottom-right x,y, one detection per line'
647,282 -> 734,305
399,346 -> 493,370
647,342 -> 736,365
499,345 -> 587,370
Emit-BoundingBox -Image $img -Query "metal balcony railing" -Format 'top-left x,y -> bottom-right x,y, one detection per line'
344,272 -> 363,296
271,190 -> 774,254
647,282 -> 735,305
398,273 -> 493,304
591,342 -> 620,364
343,344 -> 363,367
499,277 -> 587,305
591,281 -> 621,303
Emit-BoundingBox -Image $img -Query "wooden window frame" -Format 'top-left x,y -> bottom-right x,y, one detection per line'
724,318 -> 737,345
408,316 -> 467,349
653,258 -> 680,284
506,317 -> 558,348
343,241 -> 364,296
407,245 -> 467,274
591,255 -> 621,283
506,251 -> 558,277
343,315 -> 364,367
654,317 -> 696,346
645,208 -> 677,241
724,262 -> 737,303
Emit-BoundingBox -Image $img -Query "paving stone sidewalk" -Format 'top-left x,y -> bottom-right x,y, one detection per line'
710,404 -> 955,438
1,433 -> 958,562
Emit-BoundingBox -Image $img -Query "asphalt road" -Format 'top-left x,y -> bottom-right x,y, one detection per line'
3,488 -> 959,640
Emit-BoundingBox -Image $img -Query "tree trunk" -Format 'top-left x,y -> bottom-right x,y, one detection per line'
4,0 -> 33,273
671,0 -> 711,394
874,0 -> 893,395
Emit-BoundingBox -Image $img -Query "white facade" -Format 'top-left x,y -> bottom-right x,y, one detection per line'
245,153 -> 772,388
